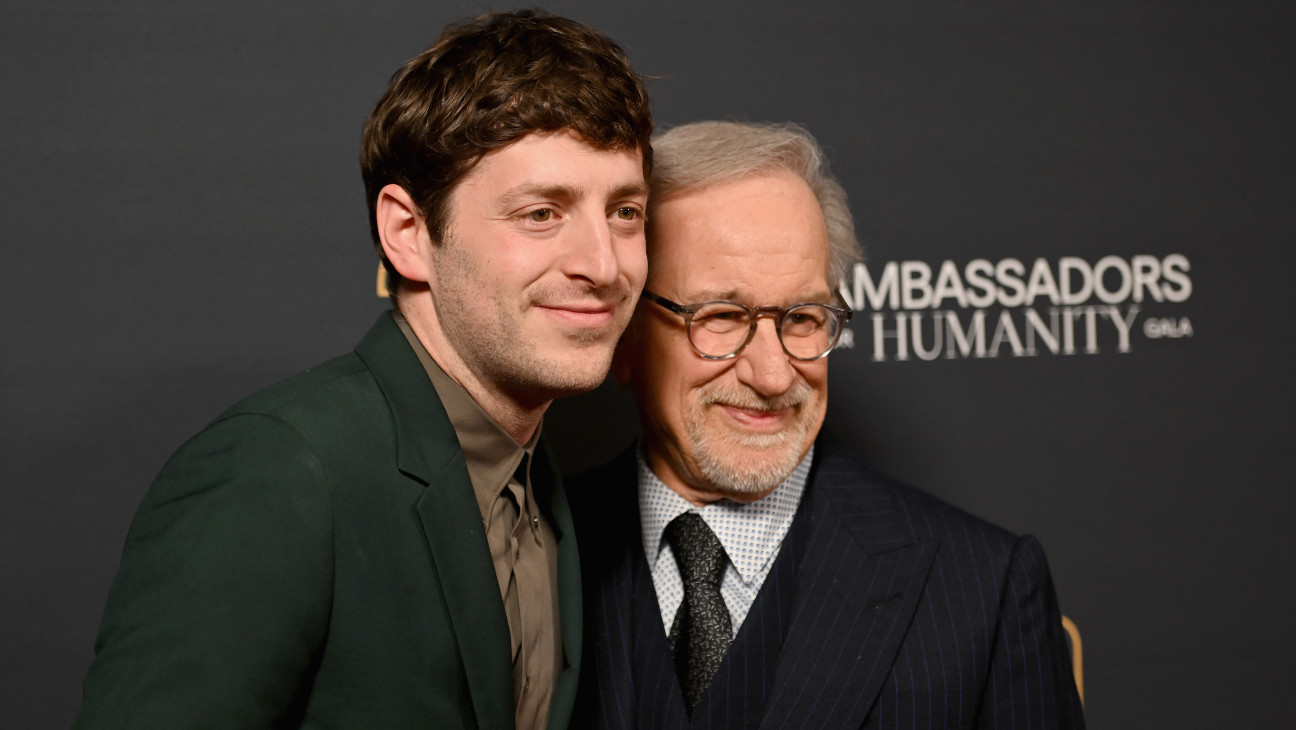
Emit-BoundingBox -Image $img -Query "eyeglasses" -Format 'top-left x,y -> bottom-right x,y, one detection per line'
642,290 -> 852,361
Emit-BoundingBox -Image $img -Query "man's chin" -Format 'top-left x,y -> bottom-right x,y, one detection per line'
712,424 -> 802,452
530,349 -> 616,396
694,441 -> 805,498
701,465 -> 792,499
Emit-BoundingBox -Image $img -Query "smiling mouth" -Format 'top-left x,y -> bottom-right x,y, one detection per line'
537,304 -> 618,329
715,403 -> 794,432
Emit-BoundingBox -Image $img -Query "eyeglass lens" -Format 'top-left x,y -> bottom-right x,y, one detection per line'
688,302 -> 841,359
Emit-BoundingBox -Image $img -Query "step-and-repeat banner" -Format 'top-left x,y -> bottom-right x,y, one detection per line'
3,1 -> 1292,727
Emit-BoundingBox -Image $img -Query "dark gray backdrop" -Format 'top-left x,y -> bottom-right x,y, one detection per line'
3,1 -> 1293,727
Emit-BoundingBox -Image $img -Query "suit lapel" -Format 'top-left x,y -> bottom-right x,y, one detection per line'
414,460 -> 514,730
356,314 -> 513,730
758,445 -> 937,730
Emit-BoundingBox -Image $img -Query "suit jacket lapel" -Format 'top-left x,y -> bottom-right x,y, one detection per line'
355,314 -> 513,730
759,443 -> 937,730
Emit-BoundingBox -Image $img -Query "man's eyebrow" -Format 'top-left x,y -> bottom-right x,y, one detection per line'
684,288 -> 835,304
495,181 -> 648,208
498,184 -> 581,206
609,181 -> 650,201
688,289 -> 742,302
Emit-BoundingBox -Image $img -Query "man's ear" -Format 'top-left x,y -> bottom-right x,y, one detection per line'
376,184 -> 433,284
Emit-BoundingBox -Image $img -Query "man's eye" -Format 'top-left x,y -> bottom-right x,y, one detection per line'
526,209 -> 554,222
614,207 -> 640,221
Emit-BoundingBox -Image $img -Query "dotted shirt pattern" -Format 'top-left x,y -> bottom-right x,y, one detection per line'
638,446 -> 811,637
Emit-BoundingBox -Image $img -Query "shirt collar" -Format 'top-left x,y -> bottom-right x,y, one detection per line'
638,445 -> 811,584
393,310 -> 538,518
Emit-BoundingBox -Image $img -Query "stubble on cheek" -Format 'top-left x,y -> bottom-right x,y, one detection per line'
526,281 -> 636,347
681,379 -> 818,495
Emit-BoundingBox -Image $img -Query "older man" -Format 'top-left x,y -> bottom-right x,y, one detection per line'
75,11 -> 651,729
572,121 -> 1084,728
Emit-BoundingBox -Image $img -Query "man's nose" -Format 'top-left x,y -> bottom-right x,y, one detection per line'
560,213 -> 619,287
734,318 -> 797,397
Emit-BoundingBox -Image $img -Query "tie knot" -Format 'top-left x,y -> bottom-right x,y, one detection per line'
664,512 -> 728,586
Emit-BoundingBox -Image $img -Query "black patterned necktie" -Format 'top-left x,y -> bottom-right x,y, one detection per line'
665,511 -> 732,714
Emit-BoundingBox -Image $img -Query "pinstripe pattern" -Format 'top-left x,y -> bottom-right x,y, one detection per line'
571,438 -> 1085,729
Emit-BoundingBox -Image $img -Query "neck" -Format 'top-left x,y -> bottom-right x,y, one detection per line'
398,301 -> 548,445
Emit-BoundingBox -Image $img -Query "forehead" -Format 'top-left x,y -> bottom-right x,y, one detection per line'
459,130 -> 645,192
648,170 -> 831,302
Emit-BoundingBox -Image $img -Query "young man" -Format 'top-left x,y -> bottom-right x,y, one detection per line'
573,121 -> 1084,728
75,11 -> 652,729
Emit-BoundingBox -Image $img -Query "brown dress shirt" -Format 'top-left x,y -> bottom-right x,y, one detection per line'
395,313 -> 561,729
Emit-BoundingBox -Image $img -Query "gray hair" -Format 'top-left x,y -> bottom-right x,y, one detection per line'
648,120 -> 863,285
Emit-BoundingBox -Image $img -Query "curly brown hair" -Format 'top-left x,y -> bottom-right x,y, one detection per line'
360,10 -> 654,294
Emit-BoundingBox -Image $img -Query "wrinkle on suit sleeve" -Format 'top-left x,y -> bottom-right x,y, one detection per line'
74,413 -> 336,730
977,534 -> 1086,729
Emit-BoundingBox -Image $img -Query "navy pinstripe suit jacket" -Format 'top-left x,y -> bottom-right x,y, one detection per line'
569,437 -> 1085,729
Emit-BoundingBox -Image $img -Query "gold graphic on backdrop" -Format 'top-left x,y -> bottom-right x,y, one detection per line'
1061,615 -> 1084,705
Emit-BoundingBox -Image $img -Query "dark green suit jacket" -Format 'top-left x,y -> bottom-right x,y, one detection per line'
75,313 -> 582,729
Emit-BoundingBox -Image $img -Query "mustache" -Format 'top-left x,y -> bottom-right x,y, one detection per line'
527,282 -> 633,308
697,380 -> 813,411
